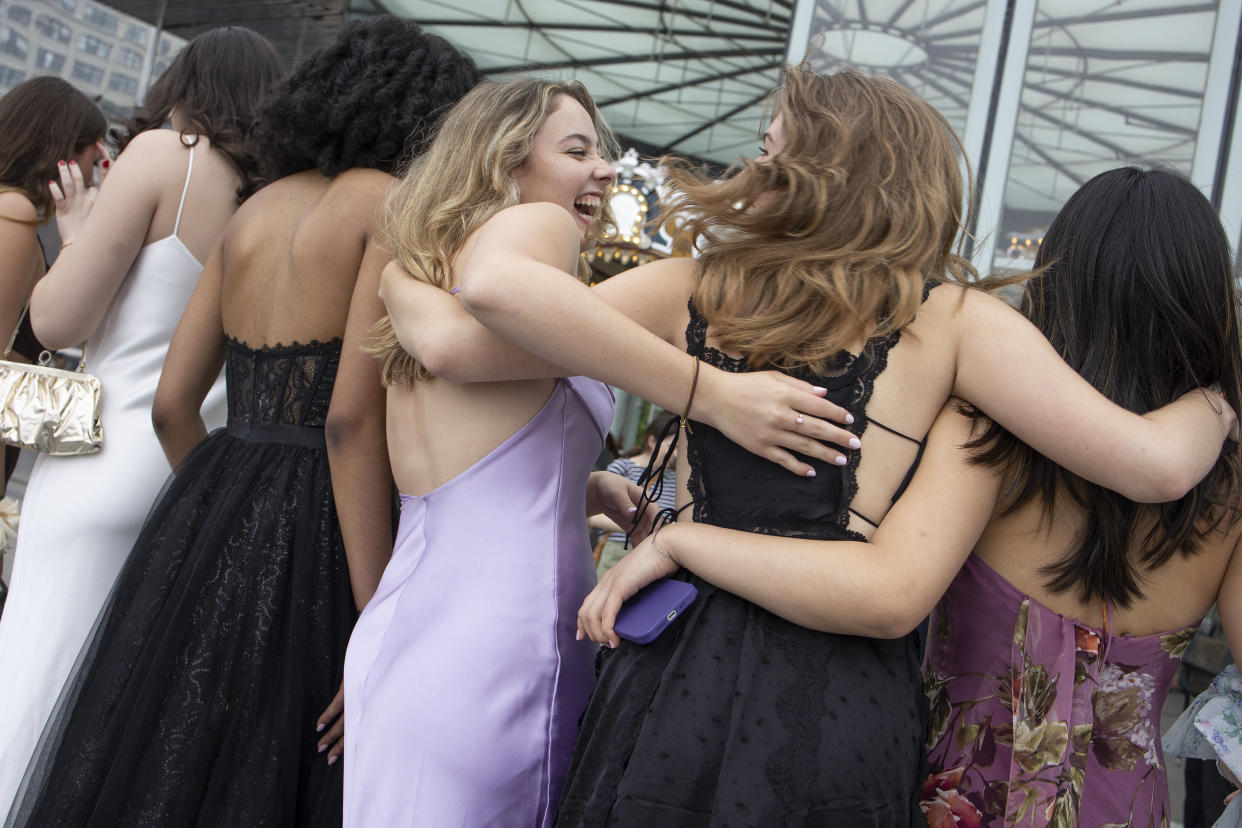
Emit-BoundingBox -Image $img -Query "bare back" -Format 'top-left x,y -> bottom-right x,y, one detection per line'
669,279 -> 962,538
975,491 -> 1239,637
220,168 -> 390,346
386,223 -> 558,497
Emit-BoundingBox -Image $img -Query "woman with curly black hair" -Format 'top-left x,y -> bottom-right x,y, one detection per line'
6,17 -> 478,827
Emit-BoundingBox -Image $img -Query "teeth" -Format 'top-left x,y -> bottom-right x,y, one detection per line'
574,195 -> 600,210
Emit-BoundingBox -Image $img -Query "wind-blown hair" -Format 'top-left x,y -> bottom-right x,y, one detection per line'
113,26 -> 283,201
670,64 -> 974,372
247,15 -> 479,195
0,77 -> 105,216
368,78 -> 617,386
966,167 -> 1242,607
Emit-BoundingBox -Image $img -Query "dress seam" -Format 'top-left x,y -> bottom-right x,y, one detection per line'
539,383 -> 569,827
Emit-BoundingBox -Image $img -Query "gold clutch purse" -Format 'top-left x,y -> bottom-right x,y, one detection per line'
0,309 -> 102,456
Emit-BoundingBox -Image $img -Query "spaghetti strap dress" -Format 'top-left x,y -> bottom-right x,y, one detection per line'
344,376 -> 613,828
921,554 -> 1197,827
556,300 -> 930,827
0,145 -> 226,820
7,338 -> 354,827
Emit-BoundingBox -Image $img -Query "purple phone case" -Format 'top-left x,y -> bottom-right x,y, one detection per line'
614,578 -> 698,644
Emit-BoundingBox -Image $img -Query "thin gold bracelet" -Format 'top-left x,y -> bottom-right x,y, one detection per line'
680,355 -> 699,434
650,524 -> 674,562
59,240 -> 73,250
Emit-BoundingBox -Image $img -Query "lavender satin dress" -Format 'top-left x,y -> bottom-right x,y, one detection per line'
344,377 -> 612,827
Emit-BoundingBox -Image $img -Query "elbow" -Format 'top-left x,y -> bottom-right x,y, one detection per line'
150,392 -> 186,442
858,607 -> 924,640
1127,463 -> 1200,504
325,408 -> 361,455
414,338 -> 468,383
455,265 -> 510,320
28,304 -> 78,352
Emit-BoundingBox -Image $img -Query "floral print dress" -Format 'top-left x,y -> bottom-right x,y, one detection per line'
921,554 -> 1196,828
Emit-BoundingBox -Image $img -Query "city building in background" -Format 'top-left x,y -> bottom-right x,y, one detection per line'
0,0 -> 184,119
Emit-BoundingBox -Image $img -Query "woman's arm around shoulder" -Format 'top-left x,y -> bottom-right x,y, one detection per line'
31,129 -> 186,348
946,284 -> 1235,503
577,403 -> 1000,645
455,203 -> 857,475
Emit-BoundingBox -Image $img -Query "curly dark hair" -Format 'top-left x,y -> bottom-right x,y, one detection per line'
113,26 -> 284,202
247,15 -> 480,195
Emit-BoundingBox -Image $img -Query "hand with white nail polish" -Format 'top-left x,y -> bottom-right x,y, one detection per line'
315,681 -> 345,765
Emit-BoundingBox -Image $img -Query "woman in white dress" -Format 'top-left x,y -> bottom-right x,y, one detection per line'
0,27 -> 282,817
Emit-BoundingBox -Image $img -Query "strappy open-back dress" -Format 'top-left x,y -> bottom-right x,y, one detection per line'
0,145 -> 226,820
556,300 -> 930,827
7,337 -> 354,827
344,376 -> 613,828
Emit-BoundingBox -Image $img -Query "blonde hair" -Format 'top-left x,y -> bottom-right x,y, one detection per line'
368,77 -> 616,385
670,63 -> 975,372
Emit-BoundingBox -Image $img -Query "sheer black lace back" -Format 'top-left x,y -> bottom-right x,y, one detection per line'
684,299 -> 917,542
225,337 -> 342,428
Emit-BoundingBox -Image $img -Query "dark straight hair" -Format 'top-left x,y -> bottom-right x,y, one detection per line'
967,167 -> 1242,607
114,26 -> 284,200
0,77 -> 105,215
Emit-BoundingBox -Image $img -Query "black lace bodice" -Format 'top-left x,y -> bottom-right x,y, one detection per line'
684,300 -> 910,543
225,337 -> 342,428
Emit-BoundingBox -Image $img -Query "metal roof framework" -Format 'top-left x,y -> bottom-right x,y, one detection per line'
103,0 -> 1242,268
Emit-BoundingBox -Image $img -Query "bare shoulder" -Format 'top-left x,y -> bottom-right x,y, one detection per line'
0,190 -> 39,223
332,167 -> 397,196
489,201 -> 578,237
472,202 -> 580,268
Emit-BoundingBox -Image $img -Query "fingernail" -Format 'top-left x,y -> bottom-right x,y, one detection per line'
845,413 -> 855,424
316,722 -> 325,733
812,386 -> 826,394
575,629 -> 583,641
57,161 -> 65,166
626,506 -> 637,513
834,455 -> 847,466
609,640 -> 617,649
69,160 -> 77,166
848,437 -> 861,449
318,743 -> 327,753
328,755 -> 338,766
805,468 -> 817,477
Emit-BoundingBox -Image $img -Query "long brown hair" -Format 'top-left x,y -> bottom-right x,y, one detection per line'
0,77 -> 105,216
966,167 -> 1242,607
673,64 -> 974,372
368,78 -> 616,386
114,27 -> 283,201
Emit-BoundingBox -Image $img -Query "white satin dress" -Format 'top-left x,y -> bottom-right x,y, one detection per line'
0,146 -> 226,818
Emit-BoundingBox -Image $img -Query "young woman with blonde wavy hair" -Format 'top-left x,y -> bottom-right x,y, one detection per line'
345,77 -> 854,827
378,66 -> 1235,824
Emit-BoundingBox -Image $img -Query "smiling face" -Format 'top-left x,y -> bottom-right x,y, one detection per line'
511,94 -> 615,251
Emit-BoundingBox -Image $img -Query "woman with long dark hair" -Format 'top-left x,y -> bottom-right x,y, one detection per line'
0,77 -> 106,491
0,28 -> 282,819
380,68 -> 1236,824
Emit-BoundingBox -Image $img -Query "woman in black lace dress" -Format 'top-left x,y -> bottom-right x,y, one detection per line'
6,19 -> 478,827
380,65 -> 1234,825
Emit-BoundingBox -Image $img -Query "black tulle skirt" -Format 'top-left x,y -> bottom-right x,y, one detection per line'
8,426 -> 355,827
